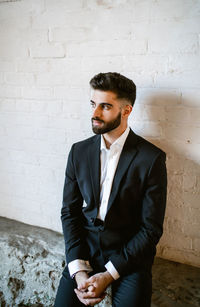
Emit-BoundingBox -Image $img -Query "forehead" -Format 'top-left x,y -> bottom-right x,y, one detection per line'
90,89 -> 119,105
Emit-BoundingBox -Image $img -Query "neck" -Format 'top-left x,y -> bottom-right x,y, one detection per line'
103,123 -> 128,149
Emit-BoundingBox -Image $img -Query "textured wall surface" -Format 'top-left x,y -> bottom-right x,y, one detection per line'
0,0 -> 199,267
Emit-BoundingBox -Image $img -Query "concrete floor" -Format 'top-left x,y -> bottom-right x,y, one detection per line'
152,257 -> 200,307
0,217 -> 200,306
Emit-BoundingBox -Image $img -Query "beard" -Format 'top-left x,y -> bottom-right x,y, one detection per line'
91,111 -> 121,134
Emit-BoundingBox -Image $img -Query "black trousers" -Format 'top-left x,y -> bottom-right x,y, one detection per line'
54,265 -> 152,307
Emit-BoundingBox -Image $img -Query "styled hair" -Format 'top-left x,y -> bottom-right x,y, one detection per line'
89,72 -> 136,106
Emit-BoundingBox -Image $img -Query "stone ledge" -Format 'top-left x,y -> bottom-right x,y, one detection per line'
0,217 -> 199,307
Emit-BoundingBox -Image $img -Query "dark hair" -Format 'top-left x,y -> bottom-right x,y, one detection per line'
89,72 -> 136,106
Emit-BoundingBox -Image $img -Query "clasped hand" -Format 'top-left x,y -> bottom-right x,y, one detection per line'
75,271 -> 114,306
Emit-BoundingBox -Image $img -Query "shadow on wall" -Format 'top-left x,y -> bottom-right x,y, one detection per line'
130,92 -> 200,267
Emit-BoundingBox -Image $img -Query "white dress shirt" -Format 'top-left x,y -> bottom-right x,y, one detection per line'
68,127 -> 130,280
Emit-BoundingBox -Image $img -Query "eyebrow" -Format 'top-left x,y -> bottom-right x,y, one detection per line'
90,100 -> 113,107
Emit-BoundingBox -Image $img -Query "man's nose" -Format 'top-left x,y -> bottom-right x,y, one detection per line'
93,105 -> 102,118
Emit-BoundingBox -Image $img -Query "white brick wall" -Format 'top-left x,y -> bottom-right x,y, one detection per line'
0,0 -> 199,268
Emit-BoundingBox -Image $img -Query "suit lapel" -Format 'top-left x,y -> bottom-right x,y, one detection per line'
87,135 -> 101,207
106,130 -> 138,214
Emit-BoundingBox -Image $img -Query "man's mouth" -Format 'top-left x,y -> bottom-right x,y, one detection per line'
92,119 -> 104,125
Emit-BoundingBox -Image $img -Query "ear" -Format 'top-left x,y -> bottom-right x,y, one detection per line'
122,104 -> 132,117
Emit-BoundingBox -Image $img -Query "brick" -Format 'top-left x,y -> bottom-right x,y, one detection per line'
161,232 -> 192,250
130,120 -> 162,139
170,142 -> 200,164
158,247 -> 200,268
8,149 -> 39,165
132,104 -> 165,122
183,175 -> 197,192
168,54 -> 200,75
32,8 -> 83,29
183,158 -> 200,175
37,154 -> 66,170
192,238 -> 200,251
48,58 -> 81,73
149,1 -> 200,20
136,88 -> 181,106
0,29 -> 28,59
30,43 -> 65,59
81,56 -> 123,73
22,87 -> 53,99
0,8 -> 30,30
123,55 -> 168,74
50,26 -> 90,42
165,124 -> 200,143
47,0 -> 84,11
0,85 -> 22,98
131,2 -> 151,22
181,89 -> 200,107
182,222 -> 200,238
165,217 -> 183,235
36,127 -> 66,143
46,100 -> 63,115
86,0 -> 131,10
154,70 -> 200,88
183,193 -> 200,210
0,125 -> 6,136
189,108 -> 200,125
125,72 -> 154,88
16,59 -> 50,73
5,72 -> 35,86
0,60 -> 16,72
5,125 -> 36,139
166,155 -> 184,175
147,21 -> 199,54
54,87 -> 87,100
67,39 -> 147,57
36,73 -> 65,86
165,106 -> 191,124
0,72 -> 4,84
30,100 -> 48,113
0,98 -> 16,112
15,99 -> 31,113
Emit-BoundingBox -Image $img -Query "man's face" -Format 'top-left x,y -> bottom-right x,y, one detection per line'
90,90 -> 122,135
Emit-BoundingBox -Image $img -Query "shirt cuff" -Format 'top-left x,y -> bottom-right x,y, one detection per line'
105,261 -> 120,280
68,259 -> 93,277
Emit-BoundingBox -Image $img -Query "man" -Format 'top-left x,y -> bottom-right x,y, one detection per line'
55,72 -> 167,307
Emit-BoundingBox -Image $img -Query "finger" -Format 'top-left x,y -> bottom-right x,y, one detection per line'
75,288 -> 96,299
76,295 -> 104,306
88,285 -> 95,292
78,280 -> 90,290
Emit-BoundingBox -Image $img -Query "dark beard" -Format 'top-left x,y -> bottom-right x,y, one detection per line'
91,111 -> 121,134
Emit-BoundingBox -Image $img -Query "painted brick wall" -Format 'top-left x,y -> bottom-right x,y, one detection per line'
0,0 -> 199,267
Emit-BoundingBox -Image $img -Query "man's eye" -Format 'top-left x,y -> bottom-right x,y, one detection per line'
102,105 -> 110,110
90,103 -> 95,108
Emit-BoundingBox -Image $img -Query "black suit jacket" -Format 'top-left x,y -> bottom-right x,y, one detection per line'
61,129 -> 167,276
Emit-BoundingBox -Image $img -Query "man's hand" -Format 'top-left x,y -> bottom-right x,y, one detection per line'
74,271 -> 114,306
75,271 -> 90,289
74,271 -> 104,306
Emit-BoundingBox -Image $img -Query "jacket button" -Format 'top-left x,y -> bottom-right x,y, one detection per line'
90,218 -> 94,223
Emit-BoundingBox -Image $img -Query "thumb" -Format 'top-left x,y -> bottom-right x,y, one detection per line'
78,280 -> 90,290
88,285 -> 95,292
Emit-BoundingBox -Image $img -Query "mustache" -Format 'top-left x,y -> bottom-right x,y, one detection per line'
91,117 -> 104,123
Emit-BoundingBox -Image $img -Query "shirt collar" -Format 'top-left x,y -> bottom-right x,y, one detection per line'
100,126 -> 130,151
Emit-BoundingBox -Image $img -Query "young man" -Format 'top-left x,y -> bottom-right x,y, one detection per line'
55,72 -> 167,307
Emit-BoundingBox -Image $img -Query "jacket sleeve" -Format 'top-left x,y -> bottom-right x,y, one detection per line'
61,144 -> 90,264
108,151 -> 167,276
